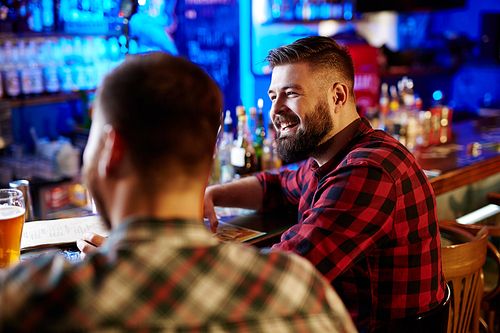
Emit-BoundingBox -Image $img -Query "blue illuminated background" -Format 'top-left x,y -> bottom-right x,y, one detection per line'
241,0 -> 500,126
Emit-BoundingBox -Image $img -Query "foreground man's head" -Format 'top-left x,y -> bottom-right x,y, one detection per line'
82,52 -> 223,227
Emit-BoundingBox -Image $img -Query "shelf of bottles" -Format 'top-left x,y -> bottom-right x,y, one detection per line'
367,76 -> 453,154
265,0 -> 357,23
210,99 -> 283,185
0,0 -> 134,100
0,0 -> 127,35
0,34 -> 134,99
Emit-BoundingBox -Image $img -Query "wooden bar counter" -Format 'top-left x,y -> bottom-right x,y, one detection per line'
414,117 -> 500,196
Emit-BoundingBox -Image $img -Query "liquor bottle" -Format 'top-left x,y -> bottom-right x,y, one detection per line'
262,120 -> 281,170
27,40 -> 44,95
403,78 -> 415,109
294,0 -> 304,20
18,40 -> 32,96
219,110 -> 234,183
253,99 -> 266,170
28,0 -> 43,32
231,105 -> 255,177
58,37 -> 75,92
0,51 -> 4,98
378,83 -> 389,131
73,37 -> 87,90
248,106 -> 256,145
209,148 -> 221,185
397,76 -> 408,106
386,85 -> 400,137
1,41 -> 21,98
389,85 -> 399,113
42,40 -> 60,94
42,0 -> 54,32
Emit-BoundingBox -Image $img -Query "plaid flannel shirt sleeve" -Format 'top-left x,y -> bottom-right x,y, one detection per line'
256,161 -> 308,213
262,163 -> 396,282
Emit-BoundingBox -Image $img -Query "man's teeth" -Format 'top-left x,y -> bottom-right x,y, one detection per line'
281,122 -> 296,130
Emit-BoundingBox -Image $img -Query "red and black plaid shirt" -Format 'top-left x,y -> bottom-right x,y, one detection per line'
256,118 -> 446,333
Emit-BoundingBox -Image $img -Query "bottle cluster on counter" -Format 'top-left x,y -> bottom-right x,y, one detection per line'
210,99 -> 282,185
368,76 -> 452,152
0,35 -> 132,98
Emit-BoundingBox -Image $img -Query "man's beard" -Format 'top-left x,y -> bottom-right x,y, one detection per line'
82,159 -> 112,230
275,99 -> 333,164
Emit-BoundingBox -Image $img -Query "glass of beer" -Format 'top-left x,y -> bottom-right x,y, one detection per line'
0,189 -> 25,268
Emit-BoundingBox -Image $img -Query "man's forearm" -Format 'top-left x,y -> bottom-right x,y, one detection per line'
206,176 -> 264,210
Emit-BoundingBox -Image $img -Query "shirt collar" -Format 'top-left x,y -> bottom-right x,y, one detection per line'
310,117 -> 374,178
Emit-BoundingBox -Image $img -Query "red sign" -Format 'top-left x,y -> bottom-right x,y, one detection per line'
347,43 -> 382,117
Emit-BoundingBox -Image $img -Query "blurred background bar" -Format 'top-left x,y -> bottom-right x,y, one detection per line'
0,0 -> 499,221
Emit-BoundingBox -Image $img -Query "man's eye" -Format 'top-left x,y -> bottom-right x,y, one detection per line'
287,91 -> 298,97
269,95 -> 276,101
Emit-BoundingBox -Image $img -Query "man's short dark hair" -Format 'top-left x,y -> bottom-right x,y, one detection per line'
266,36 -> 356,99
98,52 -> 223,181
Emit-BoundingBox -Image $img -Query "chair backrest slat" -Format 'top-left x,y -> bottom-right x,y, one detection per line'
440,225 -> 488,333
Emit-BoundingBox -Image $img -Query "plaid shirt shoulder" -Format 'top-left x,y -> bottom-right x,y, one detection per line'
0,218 -> 357,333
256,118 -> 446,332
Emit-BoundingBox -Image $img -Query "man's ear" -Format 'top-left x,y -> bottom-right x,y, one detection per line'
331,82 -> 349,112
98,124 -> 126,179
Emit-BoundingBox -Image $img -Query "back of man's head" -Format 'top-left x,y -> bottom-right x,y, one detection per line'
97,52 -> 223,182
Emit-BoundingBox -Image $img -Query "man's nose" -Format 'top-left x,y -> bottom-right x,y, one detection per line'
270,101 -> 284,119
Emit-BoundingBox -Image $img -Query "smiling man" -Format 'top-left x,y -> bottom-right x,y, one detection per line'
203,36 -> 446,333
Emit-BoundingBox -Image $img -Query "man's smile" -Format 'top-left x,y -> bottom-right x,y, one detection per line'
280,121 -> 299,132
274,115 -> 300,137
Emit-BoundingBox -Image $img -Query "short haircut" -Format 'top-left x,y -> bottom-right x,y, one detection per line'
266,36 -> 356,100
97,52 -> 223,181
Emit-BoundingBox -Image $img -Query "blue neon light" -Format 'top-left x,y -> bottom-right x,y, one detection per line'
433,90 -> 443,101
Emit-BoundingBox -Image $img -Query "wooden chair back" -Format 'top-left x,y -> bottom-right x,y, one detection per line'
440,224 -> 488,333
440,218 -> 500,333
487,193 -> 500,207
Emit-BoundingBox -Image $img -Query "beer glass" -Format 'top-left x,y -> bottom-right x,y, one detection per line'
0,189 -> 25,267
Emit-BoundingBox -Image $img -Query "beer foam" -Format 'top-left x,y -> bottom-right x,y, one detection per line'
0,205 -> 25,219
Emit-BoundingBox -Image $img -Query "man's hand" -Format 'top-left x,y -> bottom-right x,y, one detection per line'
203,178 -> 265,234
76,232 -> 107,261
203,187 -> 219,234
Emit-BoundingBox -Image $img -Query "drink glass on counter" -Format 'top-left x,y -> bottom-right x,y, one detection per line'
0,189 -> 26,268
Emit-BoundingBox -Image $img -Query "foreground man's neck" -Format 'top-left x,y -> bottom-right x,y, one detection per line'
108,178 -> 205,229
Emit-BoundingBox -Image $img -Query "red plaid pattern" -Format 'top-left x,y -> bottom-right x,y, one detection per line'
257,118 -> 446,332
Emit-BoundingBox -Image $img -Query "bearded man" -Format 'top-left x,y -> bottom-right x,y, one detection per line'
203,36 -> 447,333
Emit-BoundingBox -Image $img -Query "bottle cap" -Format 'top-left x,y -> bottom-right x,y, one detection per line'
236,105 -> 245,117
224,110 -> 232,124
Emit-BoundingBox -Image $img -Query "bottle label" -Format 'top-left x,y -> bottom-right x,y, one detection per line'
4,70 -> 21,97
31,67 -> 44,94
59,66 -> 75,92
220,165 -> 233,183
230,147 -> 246,167
20,68 -> 32,95
44,66 -> 60,93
